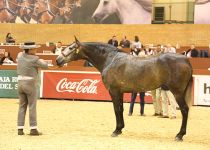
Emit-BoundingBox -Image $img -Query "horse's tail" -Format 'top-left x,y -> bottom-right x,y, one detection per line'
185,76 -> 193,108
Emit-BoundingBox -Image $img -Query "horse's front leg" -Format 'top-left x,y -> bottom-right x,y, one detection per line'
109,89 -> 124,137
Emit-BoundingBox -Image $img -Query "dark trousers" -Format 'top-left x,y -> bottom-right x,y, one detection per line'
129,92 -> 145,115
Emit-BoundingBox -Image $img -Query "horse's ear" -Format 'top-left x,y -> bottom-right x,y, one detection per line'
74,36 -> 81,46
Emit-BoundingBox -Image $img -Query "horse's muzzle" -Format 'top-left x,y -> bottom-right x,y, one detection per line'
56,58 -> 64,67
92,15 -> 102,23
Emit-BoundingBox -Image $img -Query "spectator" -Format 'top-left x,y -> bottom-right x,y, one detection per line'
164,44 -> 176,53
184,44 -> 199,57
160,90 -> 177,119
0,55 -> 2,65
130,36 -> 142,57
119,36 -> 130,48
138,48 -> 147,58
144,45 -> 154,56
108,35 -> 118,47
151,88 -> 162,116
0,51 -> 14,64
159,49 -> 178,119
128,47 -> 146,116
131,35 -> 142,49
154,44 -> 164,55
151,47 -> 163,116
6,33 -> 15,44
52,41 -> 63,55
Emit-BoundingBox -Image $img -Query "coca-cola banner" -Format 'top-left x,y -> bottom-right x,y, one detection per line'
41,71 -> 152,102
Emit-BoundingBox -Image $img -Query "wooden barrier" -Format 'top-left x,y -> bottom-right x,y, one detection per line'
1,45 -> 210,70
0,45 -> 85,66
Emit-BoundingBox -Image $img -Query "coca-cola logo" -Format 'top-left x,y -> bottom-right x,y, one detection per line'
56,78 -> 100,94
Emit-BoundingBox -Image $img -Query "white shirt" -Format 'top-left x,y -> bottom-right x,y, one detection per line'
55,47 -> 63,55
132,41 -> 142,49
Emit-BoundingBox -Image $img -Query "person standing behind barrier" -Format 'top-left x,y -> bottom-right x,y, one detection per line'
131,35 -> 142,50
16,41 -> 49,136
128,43 -> 146,116
160,90 -> 177,119
151,45 -> 163,116
159,46 -> 177,119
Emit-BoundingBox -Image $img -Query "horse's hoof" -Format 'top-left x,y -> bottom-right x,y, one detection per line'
175,136 -> 183,142
111,133 -> 118,137
111,131 -> 122,137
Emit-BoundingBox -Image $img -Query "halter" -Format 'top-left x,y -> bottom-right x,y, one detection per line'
61,42 -> 79,57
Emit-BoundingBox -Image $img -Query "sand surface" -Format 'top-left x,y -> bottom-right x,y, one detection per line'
0,99 -> 210,150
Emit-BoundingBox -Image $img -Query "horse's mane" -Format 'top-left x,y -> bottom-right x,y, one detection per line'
195,0 -> 210,5
135,0 -> 152,12
83,42 -> 125,53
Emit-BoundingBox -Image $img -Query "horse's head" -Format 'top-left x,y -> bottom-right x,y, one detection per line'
56,37 -> 83,67
92,0 -> 117,23
19,0 -> 36,23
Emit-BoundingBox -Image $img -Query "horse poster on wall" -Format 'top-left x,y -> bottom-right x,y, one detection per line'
194,0 -> 210,24
0,0 -> 152,24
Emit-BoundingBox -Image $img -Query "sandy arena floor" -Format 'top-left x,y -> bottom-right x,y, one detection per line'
0,99 -> 210,150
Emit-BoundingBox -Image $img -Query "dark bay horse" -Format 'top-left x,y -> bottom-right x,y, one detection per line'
56,38 -> 193,141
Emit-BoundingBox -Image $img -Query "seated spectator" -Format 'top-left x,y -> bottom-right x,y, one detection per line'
0,55 -> 2,65
130,45 -> 140,56
184,44 -> 199,57
119,36 -> 130,48
0,51 -> 14,64
6,33 -> 15,44
108,35 -> 118,47
52,41 -> 63,55
144,45 -> 154,56
200,50 -> 209,58
154,44 -> 164,55
164,44 -> 176,53
138,48 -> 147,58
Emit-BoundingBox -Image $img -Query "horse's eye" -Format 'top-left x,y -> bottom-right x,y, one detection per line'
104,0 -> 109,5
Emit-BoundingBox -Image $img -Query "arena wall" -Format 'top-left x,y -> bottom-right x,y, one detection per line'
1,24 -> 210,46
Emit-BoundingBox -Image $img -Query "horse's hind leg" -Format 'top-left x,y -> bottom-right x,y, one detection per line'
175,95 -> 189,141
109,89 -> 124,137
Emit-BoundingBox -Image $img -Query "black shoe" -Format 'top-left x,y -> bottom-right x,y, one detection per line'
18,129 -> 24,135
140,114 -> 146,116
29,129 -> 42,136
158,115 -> 169,118
153,113 -> 161,116
128,113 -> 132,116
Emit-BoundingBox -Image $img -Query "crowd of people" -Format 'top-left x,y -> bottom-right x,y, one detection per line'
107,35 -> 208,58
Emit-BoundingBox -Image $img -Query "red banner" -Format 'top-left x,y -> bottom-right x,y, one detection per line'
41,71 -> 152,103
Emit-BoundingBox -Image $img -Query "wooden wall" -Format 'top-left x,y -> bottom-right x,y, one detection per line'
1,24 -> 210,46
